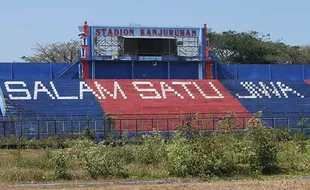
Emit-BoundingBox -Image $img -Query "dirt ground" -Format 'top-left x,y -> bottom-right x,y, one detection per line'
2,178 -> 310,190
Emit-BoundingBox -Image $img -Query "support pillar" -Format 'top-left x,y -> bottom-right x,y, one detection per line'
79,20 -> 90,79
206,59 -> 212,79
203,24 -> 212,79
81,61 -> 89,79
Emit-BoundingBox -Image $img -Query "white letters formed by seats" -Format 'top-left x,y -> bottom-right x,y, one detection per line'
132,81 -> 224,100
193,82 -> 224,99
4,80 -> 226,100
237,81 -> 305,99
94,81 -> 127,99
34,81 -> 56,100
5,81 -> 31,100
160,82 -> 184,99
132,81 -> 162,99
79,81 -> 100,99
172,82 -> 195,99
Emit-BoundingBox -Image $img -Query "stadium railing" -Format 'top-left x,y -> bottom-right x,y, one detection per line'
0,113 -> 309,139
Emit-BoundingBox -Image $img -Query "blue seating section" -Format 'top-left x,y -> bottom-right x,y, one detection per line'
0,80 -> 106,137
0,63 -> 79,80
2,78 -> 310,137
217,63 -> 310,80
220,80 -> 310,129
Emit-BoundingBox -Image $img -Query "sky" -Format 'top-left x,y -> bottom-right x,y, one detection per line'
0,0 -> 309,62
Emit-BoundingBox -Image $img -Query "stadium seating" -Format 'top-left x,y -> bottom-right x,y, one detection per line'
86,79 -> 252,131
220,80 -> 310,128
3,78 -> 310,136
0,63 -> 79,80
0,80 -> 105,137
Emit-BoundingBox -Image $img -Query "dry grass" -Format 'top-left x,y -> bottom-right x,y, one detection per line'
1,178 -> 310,190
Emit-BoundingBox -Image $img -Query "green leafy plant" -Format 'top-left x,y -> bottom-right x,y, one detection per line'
49,150 -> 71,180
246,112 -> 280,174
82,126 -> 96,140
134,132 -> 166,165
83,146 -> 129,179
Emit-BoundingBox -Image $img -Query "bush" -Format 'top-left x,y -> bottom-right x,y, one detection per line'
82,126 -> 96,140
246,113 -> 280,175
167,119 -> 244,178
83,146 -> 129,179
49,150 -> 70,180
166,134 -> 240,178
278,141 -> 310,174
134,132 -> 166,165
166,134 -> 193,177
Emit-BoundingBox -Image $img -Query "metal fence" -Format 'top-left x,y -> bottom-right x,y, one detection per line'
0,113 -> 309,139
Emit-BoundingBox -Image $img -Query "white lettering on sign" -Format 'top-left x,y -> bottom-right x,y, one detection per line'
94,81 -> 127,99
5,81 -> 306,101
193,82 -> 224,99
237,81 -> 304,98
33,82 -> 55,100
33,81 -> 56,100
50,82 -> 78,100
132,81 -> 161,99
3,80 -> 228,100
160,82 -> 184,99
172,82 -> 195,99
257,82 -> 281,98
5,81 -> 31,100
277,82 -> 302,98
79,81 -> 99,99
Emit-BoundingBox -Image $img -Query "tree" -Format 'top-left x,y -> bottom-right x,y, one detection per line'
21,40 -> 80,63
209,31 -> 310,64
209,30 -> 273,64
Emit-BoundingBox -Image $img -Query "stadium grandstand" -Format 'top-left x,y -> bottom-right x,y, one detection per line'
0,21 -> 310,138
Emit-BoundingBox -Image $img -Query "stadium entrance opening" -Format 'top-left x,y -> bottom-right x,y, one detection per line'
118,36 -> 177,56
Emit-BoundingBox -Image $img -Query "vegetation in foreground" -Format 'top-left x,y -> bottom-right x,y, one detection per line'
0,113 -> 310,183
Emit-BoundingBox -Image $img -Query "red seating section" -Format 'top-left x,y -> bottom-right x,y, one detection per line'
86,79 -> 251,131
305,80 -> 310,85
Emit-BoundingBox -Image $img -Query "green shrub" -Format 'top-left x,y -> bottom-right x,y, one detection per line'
49,150 -> 70,180
167,131 -> 247,178
83,146 -> 129,179
207,133 -> 242,176
278,141 -> 310,174
246,113 -> 280,175
166,134 -> 192,177
82,126 -> 96,140
117,145 -> 135,164
134,132 -> 166,165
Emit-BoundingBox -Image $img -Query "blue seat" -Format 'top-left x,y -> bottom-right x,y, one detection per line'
0,79 -> 108,137
220,80 -> 310,130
